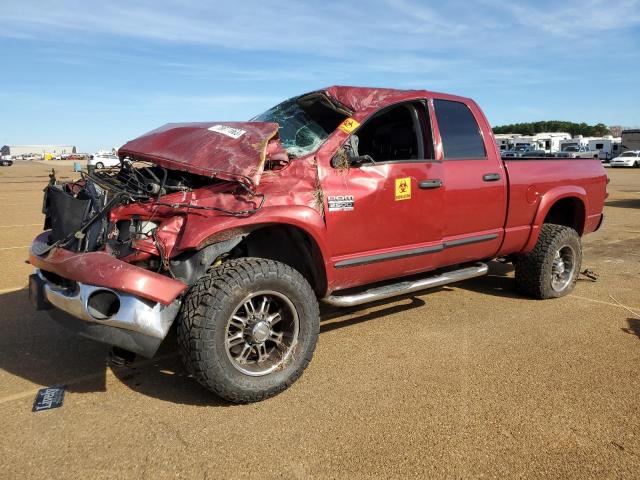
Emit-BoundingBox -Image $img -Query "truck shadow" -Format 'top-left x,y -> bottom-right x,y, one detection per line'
0,287 -> 428,407
0,289 -> 229,407
319,295 -> 426,333
0,289 -> 110,394
453,261 -> 524,300
604,198 -> 640,209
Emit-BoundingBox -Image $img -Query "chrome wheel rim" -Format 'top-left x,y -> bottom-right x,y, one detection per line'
225,291 -> 299,376
551,245 -> 576,292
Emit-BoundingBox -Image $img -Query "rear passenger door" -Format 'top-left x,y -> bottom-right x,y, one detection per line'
431,98 -> 507,266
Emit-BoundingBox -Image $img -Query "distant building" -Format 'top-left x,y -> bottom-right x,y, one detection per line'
0,145 -> 77,156
621,130 -> 640,152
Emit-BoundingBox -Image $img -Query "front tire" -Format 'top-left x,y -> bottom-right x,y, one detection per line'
515,224 -> 582,299
95,162 -> 104,169
177,258 -> 320,403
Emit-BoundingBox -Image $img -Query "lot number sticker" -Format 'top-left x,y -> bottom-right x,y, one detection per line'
208,124 -> 246,139
395,177 -> 411,201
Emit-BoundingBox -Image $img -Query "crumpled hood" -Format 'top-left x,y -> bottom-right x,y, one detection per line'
118,121 -> 280,187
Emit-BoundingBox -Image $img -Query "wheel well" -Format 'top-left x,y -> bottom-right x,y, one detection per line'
543,197 -> 585,234
233,225 -> 327,297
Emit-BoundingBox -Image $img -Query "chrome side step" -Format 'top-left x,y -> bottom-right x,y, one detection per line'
321,262 -> 488,307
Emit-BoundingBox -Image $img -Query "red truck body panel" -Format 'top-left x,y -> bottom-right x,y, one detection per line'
29,233 -> 187,304
118,121 -> 281,187
31,86 -> 607,300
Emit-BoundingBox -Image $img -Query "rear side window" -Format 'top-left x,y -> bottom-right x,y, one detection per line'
433,100 -> 486,159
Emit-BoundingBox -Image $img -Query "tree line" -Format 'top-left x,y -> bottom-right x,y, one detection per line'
493,121 -> 611,137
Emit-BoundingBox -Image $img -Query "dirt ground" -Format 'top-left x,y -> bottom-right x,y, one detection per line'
0,161 -> 638,479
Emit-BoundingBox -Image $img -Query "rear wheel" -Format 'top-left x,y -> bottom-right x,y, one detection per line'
95,162 -> 104,169
515,224 -> 582,299
177,258 -> 320,403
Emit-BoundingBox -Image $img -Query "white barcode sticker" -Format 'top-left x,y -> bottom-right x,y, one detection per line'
208,124 -> 246,139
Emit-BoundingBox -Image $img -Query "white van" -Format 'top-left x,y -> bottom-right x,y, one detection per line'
89,152 -> 120,169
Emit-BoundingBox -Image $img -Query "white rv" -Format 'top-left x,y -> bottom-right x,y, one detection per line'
533,133 -> 572,153
588,136 -> 622,162
494,133 -> 520,152
560,136 -> 591,151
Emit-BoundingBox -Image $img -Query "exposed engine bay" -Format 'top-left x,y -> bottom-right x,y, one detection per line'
41,162 -> 264,281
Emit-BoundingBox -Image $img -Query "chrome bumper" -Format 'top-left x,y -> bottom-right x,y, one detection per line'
33,270 -> 181,357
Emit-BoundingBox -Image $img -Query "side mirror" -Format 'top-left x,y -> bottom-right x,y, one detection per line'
331,143 -> 375,168
348,154 -> 375,165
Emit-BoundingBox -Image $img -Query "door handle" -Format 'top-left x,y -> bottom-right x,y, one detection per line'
483,173 -> 501,182
419,179 -> 443,189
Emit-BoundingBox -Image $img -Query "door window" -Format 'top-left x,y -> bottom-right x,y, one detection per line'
433,100 -> 486,159
348,103 -> 433,163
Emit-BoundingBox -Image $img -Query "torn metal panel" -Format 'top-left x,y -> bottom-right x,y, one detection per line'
118,122 -> 279,187
323,86 -> 418,114
29,232 -> 188,304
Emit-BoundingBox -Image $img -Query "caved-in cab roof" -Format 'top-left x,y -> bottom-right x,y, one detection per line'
118,86 -> 461,187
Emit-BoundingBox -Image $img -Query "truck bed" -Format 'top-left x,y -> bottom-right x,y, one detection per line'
499,157 -> 607,256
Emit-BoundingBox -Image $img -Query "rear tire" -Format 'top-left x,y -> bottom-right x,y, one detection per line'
95,162 -> 104,169
177,258 -> 320,403
515,224 -> 582,299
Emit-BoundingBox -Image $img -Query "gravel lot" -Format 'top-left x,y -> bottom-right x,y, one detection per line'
0,161 -> 639,479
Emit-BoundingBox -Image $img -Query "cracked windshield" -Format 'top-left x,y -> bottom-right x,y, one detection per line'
253,96 -> 347,158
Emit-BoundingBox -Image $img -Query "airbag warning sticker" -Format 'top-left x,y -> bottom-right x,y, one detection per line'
208,125 -> 246,139
395,177 -> 411,201
328,195 -> 354,212
338,118 -> 360,134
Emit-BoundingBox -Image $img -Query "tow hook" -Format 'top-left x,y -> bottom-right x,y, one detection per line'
109,347 -> 137,366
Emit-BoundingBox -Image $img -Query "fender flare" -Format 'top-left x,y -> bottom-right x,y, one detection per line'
177,205 -> 333,290
522,185 -> 588,253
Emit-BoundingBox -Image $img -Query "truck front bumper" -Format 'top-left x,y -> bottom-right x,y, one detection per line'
29,232 -> 187,357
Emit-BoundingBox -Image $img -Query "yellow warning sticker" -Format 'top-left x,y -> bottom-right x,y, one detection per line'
395,177 -> 411,201
338,117 -> 360,134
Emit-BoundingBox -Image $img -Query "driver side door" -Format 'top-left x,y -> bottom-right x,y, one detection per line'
319,100 -> 445,290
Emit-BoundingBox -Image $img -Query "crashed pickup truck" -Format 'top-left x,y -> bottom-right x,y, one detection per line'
29,86 -> 607,403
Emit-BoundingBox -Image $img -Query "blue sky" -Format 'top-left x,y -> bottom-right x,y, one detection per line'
1,0 -> 639,152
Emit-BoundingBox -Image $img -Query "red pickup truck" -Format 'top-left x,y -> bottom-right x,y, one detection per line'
29,86 -> 607,403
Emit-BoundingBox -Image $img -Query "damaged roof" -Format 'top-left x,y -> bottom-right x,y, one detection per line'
117,86 -> 458,188
323,86 -> 419,113
321,85 -> 472,113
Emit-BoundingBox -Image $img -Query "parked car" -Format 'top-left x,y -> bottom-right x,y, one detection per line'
88,152 -> 120,169
519,150 -> 548,158
0,157 -> 13,166
501,145 -> 538,158
29,86 -> 607,403
556,145 -> 599,159
610,150 -> 640,167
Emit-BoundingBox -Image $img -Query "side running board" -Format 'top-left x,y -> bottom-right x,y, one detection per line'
322,263 -> 488,307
